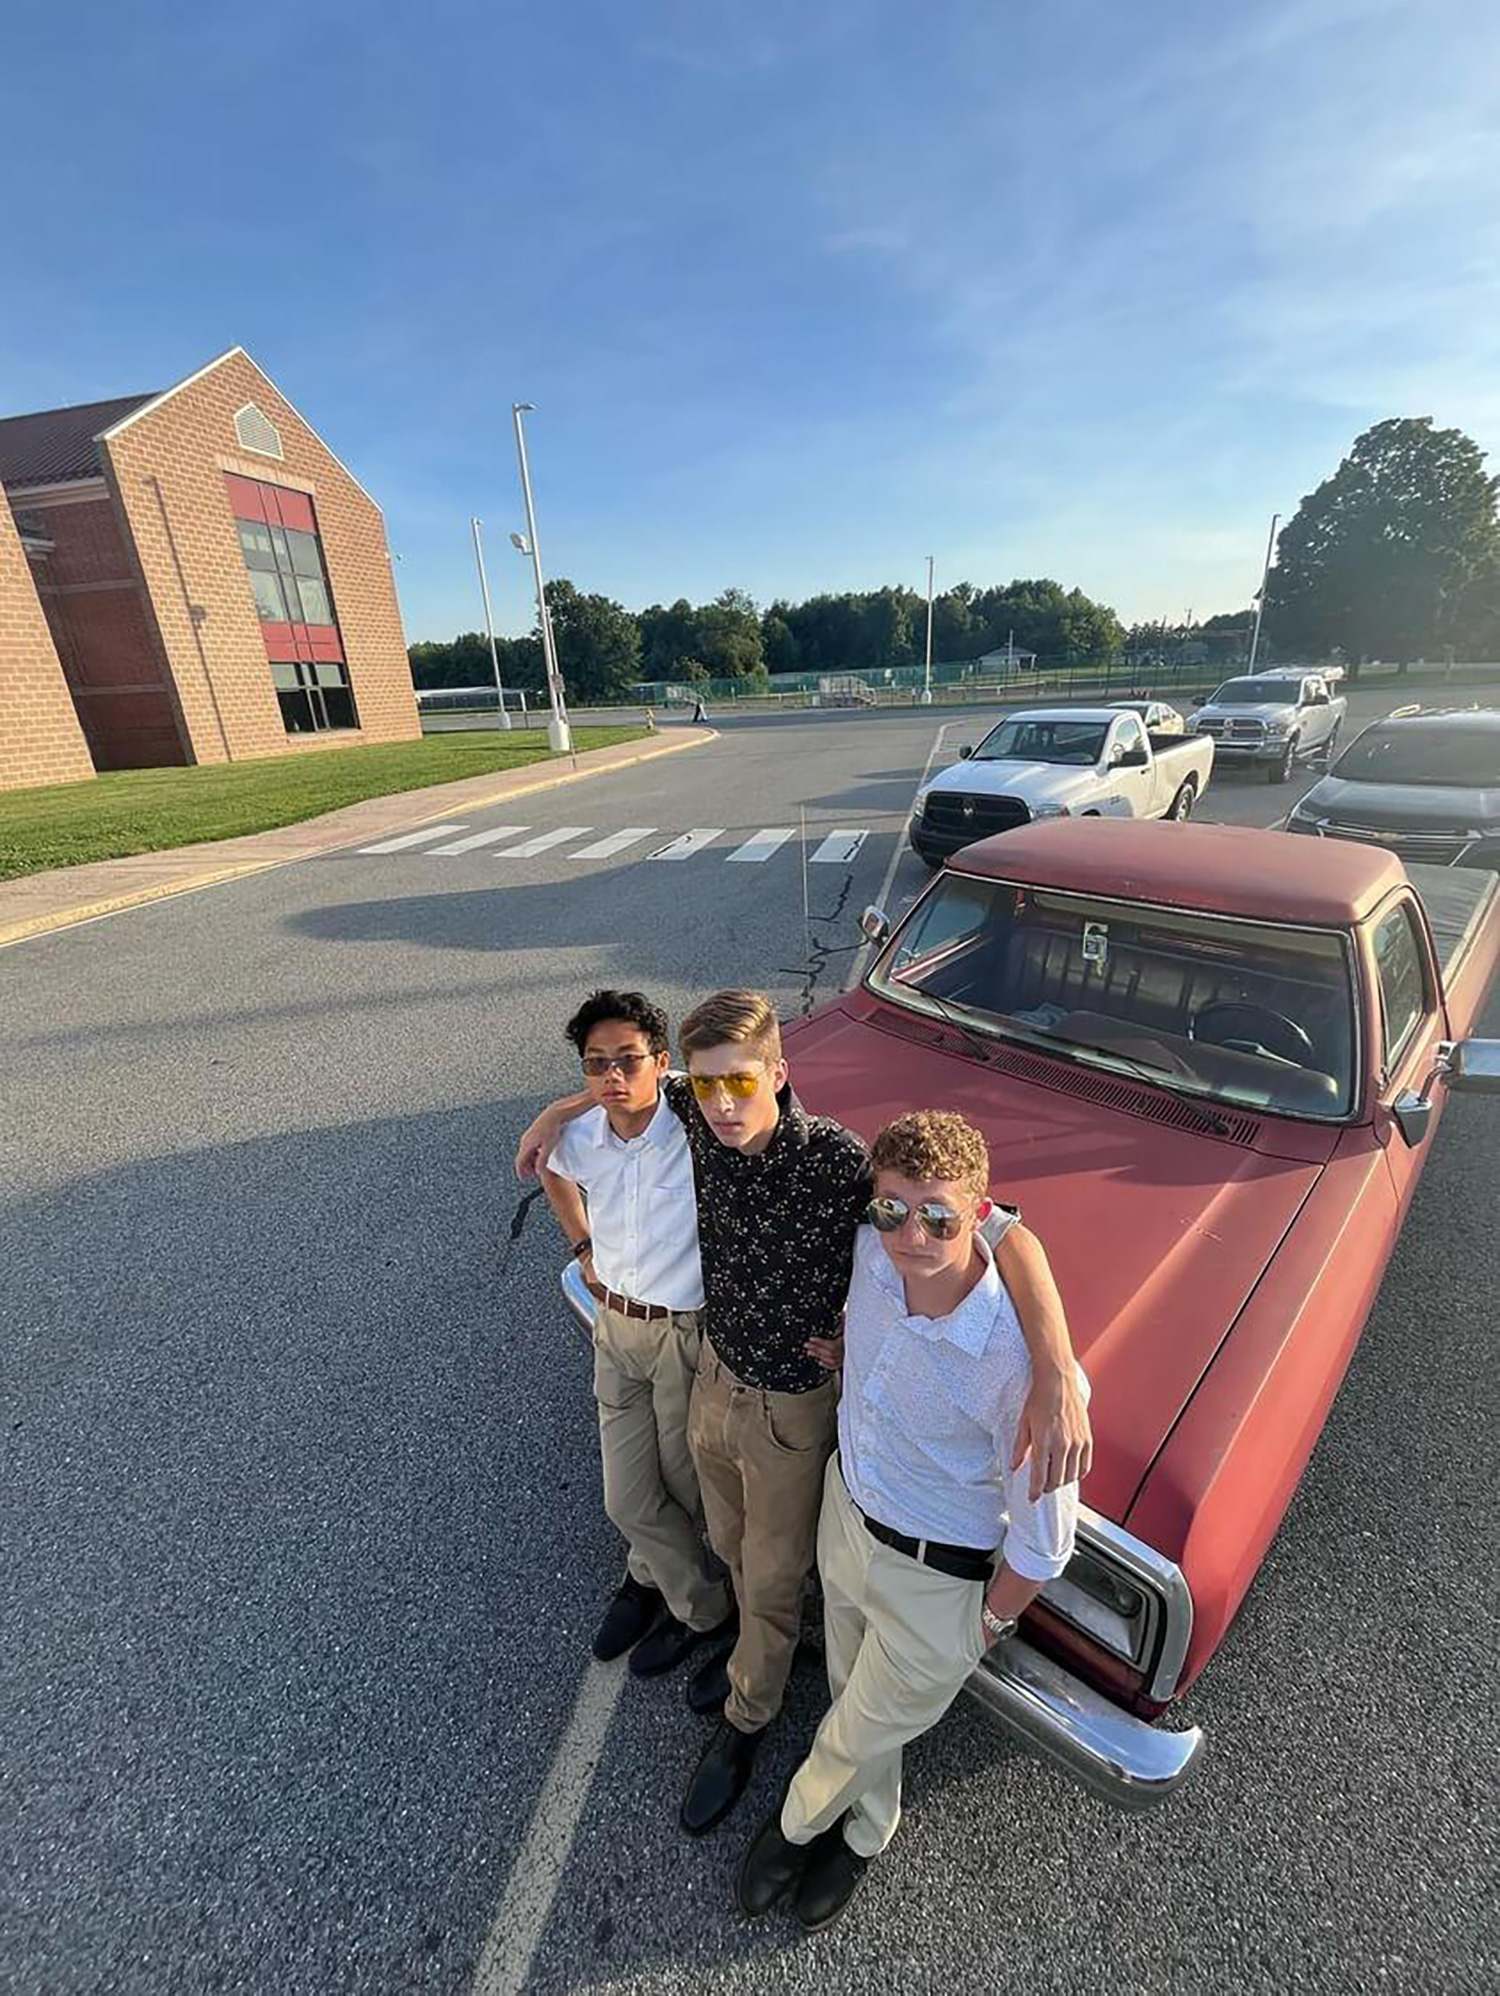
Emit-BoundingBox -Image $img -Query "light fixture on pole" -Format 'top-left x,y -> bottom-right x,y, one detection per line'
510,402 -> 571,753
922,555 -> 936,705
1246,513 -> 1280,673
469,517 -> 512,730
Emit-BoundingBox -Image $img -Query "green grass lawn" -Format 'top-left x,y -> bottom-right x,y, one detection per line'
0,727 -> 645,882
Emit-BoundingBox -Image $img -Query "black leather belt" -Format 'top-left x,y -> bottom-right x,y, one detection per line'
844,1473 -> 995,1582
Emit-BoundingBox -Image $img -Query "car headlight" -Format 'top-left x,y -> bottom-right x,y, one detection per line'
1042,1545 -> 1154,1668
1031,804 -> 1070,820
914,787 -> 931,816
1264,720 -> 1292,737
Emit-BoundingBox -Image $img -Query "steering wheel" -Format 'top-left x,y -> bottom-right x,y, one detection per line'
1189,1001 -> 1315,1067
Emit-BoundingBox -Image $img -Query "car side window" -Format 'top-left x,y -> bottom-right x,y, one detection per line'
1115,717 -> 1144,758
1372,903 -> 1427,1077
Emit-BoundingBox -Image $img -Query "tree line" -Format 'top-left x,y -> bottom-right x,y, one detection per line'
407,416 -> 1500,702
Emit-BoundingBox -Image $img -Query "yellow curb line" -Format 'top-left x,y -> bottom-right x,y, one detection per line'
0,730 -> 716,951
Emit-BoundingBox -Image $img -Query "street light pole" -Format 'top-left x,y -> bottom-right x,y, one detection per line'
469,517 -> 512,730
1246,512 -> 1280,673
922,555 -> 935,705
511,402 -> 571,754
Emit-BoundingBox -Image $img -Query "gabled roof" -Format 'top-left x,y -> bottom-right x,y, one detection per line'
0,393 -> 157,487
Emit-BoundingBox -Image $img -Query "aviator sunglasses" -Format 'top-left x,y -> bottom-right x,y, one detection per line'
866,1195 -> 967,1241
688,1069 -> 764,1102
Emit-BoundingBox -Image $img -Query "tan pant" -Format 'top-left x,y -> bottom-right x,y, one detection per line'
781,1456 -> 991,1858
593,1303 -> 729,1632
687,1339 -> 838,1732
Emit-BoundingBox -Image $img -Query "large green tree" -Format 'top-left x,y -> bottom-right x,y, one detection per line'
1264,417 -> 1500,663
542,579 -> 641,701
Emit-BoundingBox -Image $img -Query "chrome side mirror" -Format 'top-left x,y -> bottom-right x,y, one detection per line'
860,905 -> 891,947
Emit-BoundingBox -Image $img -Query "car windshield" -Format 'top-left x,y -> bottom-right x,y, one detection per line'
1210,679 -> 1288,704
972,719 -> 1108,765
1330,724 -> 1498,788
868,875 -> 1357,1119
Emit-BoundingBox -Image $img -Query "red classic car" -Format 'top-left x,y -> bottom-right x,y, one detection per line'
779,818 -> 1500,1809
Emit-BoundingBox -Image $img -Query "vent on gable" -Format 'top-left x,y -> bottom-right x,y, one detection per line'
234,403 -> 283,460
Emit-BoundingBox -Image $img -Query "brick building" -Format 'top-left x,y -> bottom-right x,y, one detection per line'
0,347 -> 419,791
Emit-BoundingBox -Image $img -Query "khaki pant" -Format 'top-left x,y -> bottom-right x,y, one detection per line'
593,1303 -> 729,1632
781,1456 -> 991,1858
687,1339 -> 838,1732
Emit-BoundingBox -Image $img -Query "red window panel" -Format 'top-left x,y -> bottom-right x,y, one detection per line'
225,474 -> 268,522
273,487 -> 316,534
259,620 -> 295,659
307,627 -> 345,663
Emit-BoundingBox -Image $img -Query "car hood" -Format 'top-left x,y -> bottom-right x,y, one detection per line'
783,1000 -> 1326,1523
1296,774 -> 1500,828
928,759 -> 1092,806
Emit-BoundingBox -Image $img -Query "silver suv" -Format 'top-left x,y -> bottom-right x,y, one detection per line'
1189,669 -> 1347,782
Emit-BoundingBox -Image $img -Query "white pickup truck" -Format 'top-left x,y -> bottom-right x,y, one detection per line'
911,707 -> 1215,867
1188,668 -> 1348,782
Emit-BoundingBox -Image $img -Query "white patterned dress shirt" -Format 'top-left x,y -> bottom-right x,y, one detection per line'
838,1224 -> 1086,1581
547,1097 -> 703,1310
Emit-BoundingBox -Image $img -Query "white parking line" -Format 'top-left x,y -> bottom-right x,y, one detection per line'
358,823 -> 469,853
493,827 -> 592,858
567,828 -> 656,859
811,828 -> 869,864
647,828 -> 725,860
726,828 -> 796,862
428,826 -> 530,855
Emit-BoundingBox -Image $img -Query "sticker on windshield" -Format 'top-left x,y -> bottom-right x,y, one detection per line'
1082,921 -> 1109,968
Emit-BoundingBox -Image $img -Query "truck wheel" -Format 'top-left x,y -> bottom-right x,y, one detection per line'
1168,780 -> 1196,820
1267,738 -> 1296,783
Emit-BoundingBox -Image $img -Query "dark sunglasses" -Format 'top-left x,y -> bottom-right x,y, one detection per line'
581,1051 -> 656,1077
866,1196 -> 966,1242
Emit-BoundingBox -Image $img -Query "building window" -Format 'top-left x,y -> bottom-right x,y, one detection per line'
271,659 -> 359,734
226,474 -> 358,735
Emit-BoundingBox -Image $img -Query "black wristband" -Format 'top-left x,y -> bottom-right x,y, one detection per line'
570,1237 -> 593,1261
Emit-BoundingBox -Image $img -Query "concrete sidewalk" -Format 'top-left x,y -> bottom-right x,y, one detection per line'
0,728 -> 713,950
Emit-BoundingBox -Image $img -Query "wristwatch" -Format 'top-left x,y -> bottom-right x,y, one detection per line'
570,1237 -> 593,1261
981,1605 -> 1018,1646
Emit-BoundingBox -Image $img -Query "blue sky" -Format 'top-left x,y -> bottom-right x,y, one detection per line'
4,0 -> 1498,640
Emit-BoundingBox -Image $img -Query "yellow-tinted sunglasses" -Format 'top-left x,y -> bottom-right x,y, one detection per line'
688,1069 -> 764,1102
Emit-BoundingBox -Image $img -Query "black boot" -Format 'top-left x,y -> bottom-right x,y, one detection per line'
591,1576 -> 663,1662
737,1807 -> 814,1917
685,1645 -> 733,1715
681,1719 -> 763,1835
629,1605 -> 737,1679
794,1832 -> 869,1932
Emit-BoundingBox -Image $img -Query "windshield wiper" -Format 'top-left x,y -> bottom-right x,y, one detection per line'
996,1024 -> 1234,1133
897,984 -> 997,1060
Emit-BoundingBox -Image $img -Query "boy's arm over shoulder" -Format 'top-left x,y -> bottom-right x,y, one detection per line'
996,1222 -> 1093,1500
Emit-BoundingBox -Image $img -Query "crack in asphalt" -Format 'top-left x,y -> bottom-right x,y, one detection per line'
778,870 -> 860,1016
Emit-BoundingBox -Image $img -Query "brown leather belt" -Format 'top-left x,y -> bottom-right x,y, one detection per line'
591,1281 -> 674,1322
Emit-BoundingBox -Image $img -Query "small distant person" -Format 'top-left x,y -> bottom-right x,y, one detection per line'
692,696 -> 709,724
645,706 -> 657,733
736,1110 -> 1086,1933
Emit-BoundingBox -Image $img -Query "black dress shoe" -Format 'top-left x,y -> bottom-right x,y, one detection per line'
591,1576 -> 663,1662
737,1808 -> 813,1917
685,1645 -> 733,1715
794,1833 -> 869,1932
681,1719 -> 763,1835
629,1606 -> 737,1679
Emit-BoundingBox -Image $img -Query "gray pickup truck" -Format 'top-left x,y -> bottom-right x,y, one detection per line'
1189,669 -> 1347,781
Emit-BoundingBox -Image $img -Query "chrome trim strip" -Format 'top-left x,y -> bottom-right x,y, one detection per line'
562,1256 -> 599,1329
964,1636 -> 1204,1810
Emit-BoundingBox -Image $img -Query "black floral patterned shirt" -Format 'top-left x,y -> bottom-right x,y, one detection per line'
665,1076 -> 873,1393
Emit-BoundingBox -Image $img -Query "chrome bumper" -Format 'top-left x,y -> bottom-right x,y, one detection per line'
558,1260 -> 1205,1811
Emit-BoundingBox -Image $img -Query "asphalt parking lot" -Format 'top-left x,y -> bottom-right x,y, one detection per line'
3,696 -> 1497,1995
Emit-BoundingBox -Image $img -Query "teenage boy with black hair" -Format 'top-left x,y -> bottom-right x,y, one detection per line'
518,990 -> 1091,1836
538,990 -> 734,1677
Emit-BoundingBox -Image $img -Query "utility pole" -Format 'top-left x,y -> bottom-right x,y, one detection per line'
1247,513 -> 1280,672
922,555 -> 935,705
469,517 -> 512,729
511,402 -> 571,753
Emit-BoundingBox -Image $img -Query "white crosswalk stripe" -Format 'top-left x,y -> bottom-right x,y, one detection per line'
567,828 -> 657,859
428,825 -> 530,855
358,823 -> 469,854
810,828 -> 869,863
494,826 -> 593,857
726,828 -> 796,863
648,829 -> 725,860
